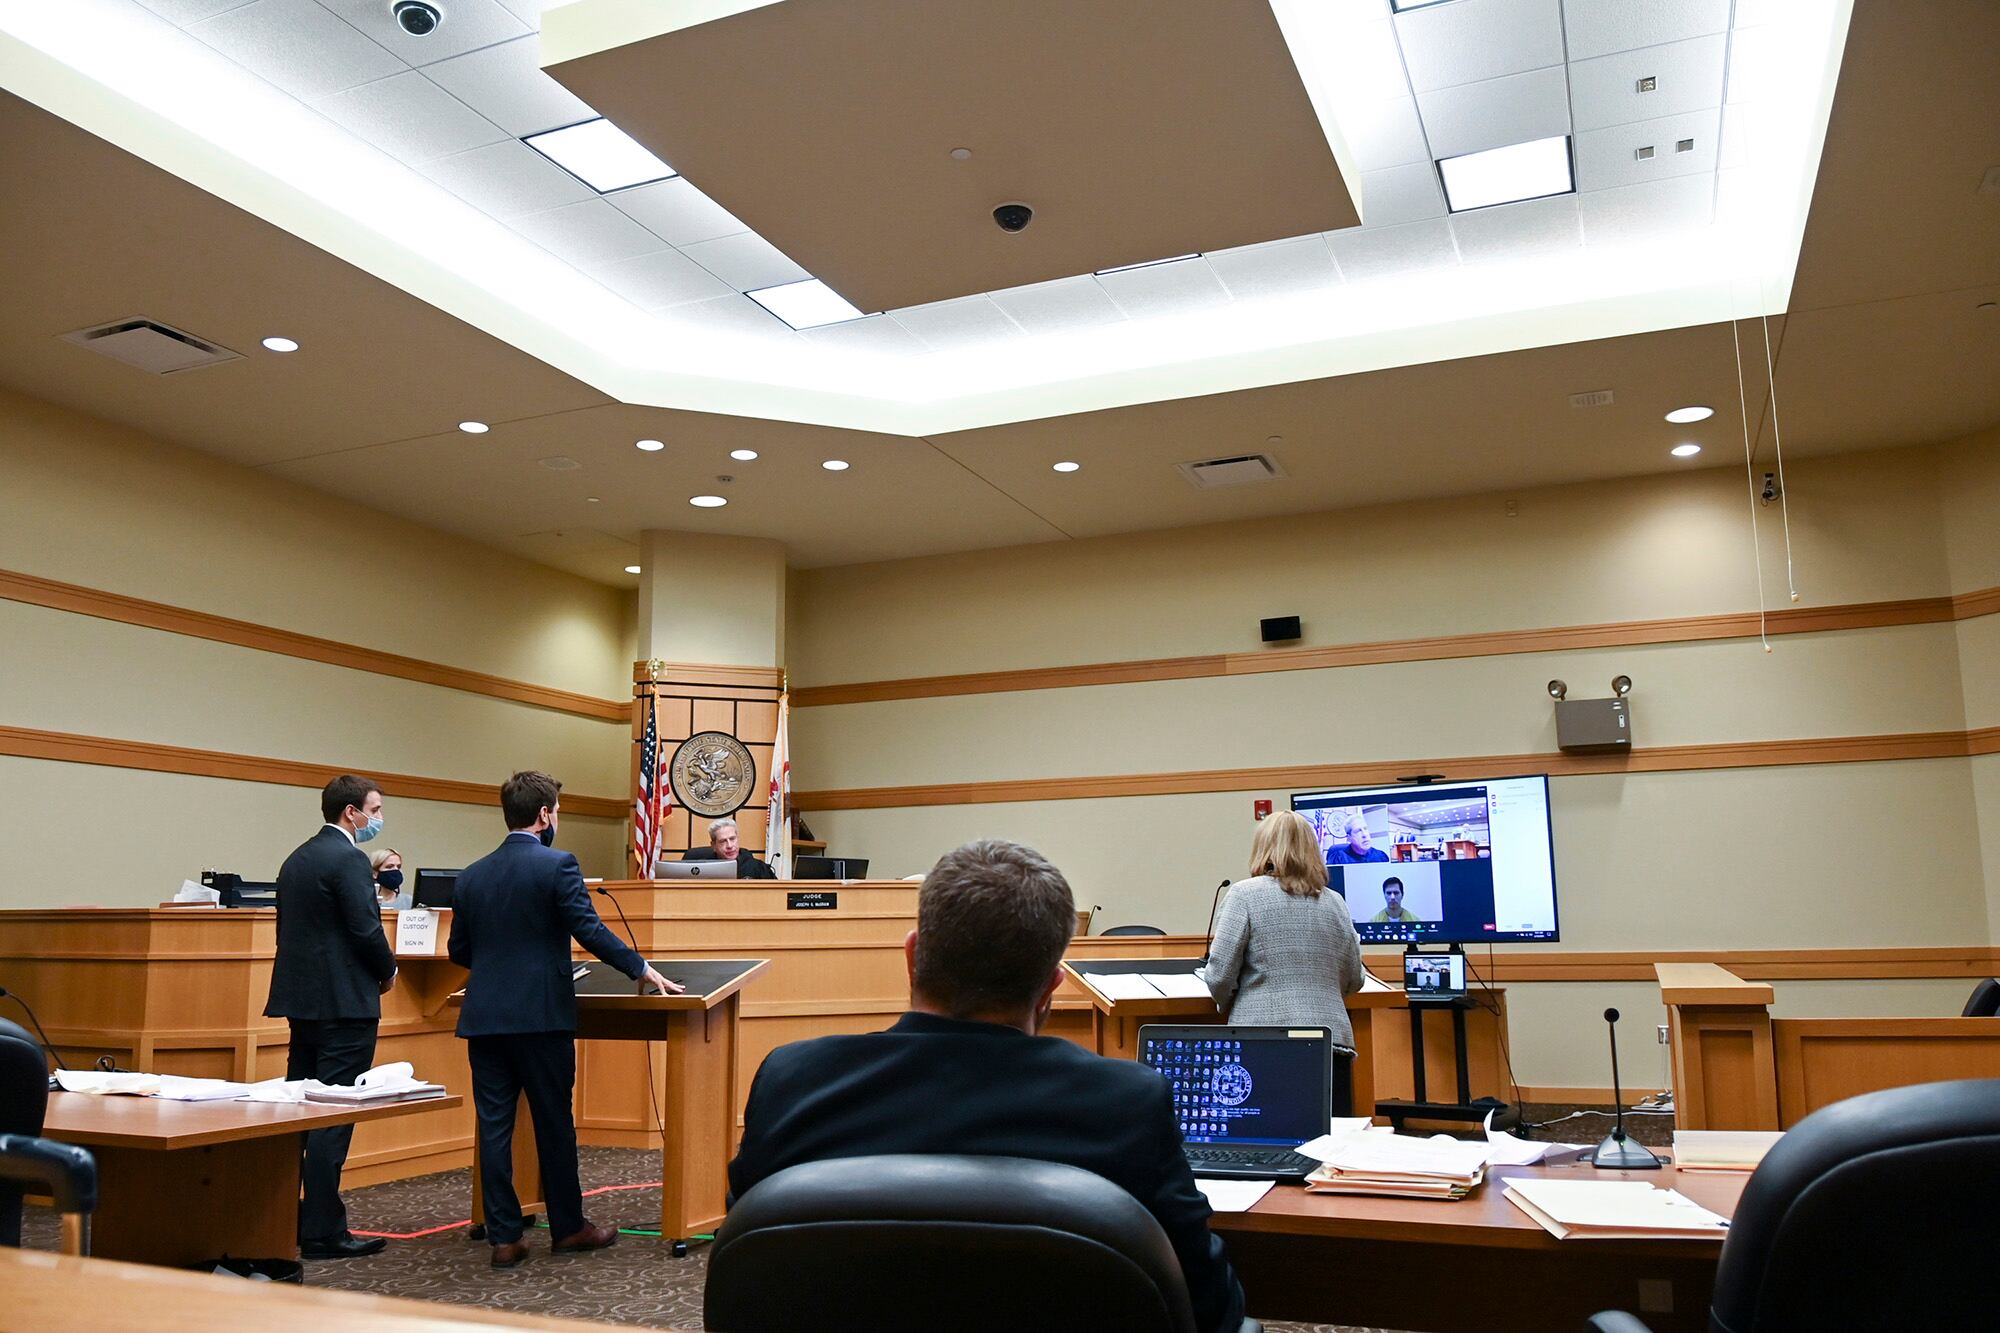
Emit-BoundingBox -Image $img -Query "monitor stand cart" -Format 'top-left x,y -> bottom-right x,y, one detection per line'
1373,944 -> 1517,1132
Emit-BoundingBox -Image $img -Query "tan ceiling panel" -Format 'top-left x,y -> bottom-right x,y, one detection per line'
0,92 -> 607,470
547,0 -> 1361,313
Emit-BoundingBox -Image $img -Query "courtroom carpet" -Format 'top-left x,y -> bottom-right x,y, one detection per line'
22,1105 -> 1663,1330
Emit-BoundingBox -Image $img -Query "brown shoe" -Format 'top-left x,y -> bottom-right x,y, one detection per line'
490,1241 -> 530,1269
551,1222 -> 619,1254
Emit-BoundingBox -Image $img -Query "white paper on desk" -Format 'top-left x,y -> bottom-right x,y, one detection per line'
239,1079 -> 307,1103
1318,1132 -> 1492,1180
396,908 -> 439,956
153,1075 -> 256,1102
1295,1118 -> 1381,1163
357,1062 -> 416,1088
1082,972 -> 1164,1001
1483,1110 -> 1589,1166
1504,1178 -> 1728,1237
174,879 -> 220,904
54,1070 -> 161,1096
1195,1179 -> 1275,1212
1139,973 -> 1212,999
1359,972 -> 1395,993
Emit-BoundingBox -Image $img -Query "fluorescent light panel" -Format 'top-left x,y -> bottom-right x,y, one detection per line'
1094,254 -> 1200,276
1389,0 -> 1453,10
748,279 -> 868,330
523,119 -> 676,193
1437,135 -> 1574,213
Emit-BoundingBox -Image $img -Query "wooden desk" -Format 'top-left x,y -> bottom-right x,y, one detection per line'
43,1091 -> 460,1267
0,1246 -> 673,1331
1215,1160 -> 1744,1333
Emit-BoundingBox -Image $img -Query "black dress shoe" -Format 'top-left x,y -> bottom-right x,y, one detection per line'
301,1234 -> 387,1260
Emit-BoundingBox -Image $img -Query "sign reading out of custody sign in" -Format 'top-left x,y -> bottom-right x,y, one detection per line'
671,730 -> 758,818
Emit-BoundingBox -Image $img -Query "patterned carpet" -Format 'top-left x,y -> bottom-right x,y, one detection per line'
22,1104 -> 1669,1331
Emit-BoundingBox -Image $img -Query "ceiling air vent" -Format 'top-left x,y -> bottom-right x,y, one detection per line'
1567,389 -> 1615,408
60,319 -> 241,374
1176,453 -> 1286,490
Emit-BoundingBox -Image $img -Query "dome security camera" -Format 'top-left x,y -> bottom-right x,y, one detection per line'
992,203 -> 1034,233
393,2 -> 442,36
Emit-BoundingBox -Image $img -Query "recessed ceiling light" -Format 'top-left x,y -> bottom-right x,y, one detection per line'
821,459 -> 850,471
585,496 -> 601,503
689,495 -> 728,508
949,147 -> 973,161
624,565 -> 642,574
747,279 -> 869,331
636,438 -> 665,452
522,119 -> 676,193
260,336 -> 299,353
729,449 -> 760,461
1437,135 -> 1574,213
458,420 -> 489,434
1052,461 -> 1081,473
1664,405 -> 1714,424
1671,443 -> 1702,458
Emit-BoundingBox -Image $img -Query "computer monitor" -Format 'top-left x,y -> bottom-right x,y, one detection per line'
656,859 -> 738,880
412,869 -> 459,909
1291,774 -> 1559,944
1403,951 -> 1467,1001
1137,1025 -> 1332,1147
792,855 -> 868,880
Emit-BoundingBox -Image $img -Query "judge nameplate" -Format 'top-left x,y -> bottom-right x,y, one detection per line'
787,890 -> 837,911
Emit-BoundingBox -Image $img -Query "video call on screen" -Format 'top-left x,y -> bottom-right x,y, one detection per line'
1143,1035 -> 1323,1145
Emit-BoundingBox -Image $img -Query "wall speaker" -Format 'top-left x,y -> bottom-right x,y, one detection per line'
1260,616 -> 1302,643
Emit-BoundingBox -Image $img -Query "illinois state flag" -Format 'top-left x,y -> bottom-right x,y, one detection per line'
764,693 -> 791,876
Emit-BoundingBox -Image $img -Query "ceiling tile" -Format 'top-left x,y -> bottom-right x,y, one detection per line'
1417,65 -> 1571,160
423,34 -> 596,137
1357,162 -> 1447,227
1319,18 -> 1413,105
797,315 -> 929,355
509,198 -> 667,267
1450,195 -> 1582,263
1569,34 -> 1727,132
491,0 -> 553,25
189,0 -> 403,101
680,232 -> 812,291
664,294 -> 800,343
611,178 -> 748,248
135,0 -> 258,22
1574,108 -> 1721,192
312,70 -> 508,165
1392,0 -> 1565,94
1204,236 -> 1342,302
319,0 -> 529,67
1561,0 -> 1731,62
987,277 -> 1129,336
419,138 -> 595,215
587,248 -> 734,310
1578,174 -> 1715,247
889,296 -> 1027,352
1340,96 -> 1433,174
1325,218 -> 1459,282
1093,258 -> 1232,320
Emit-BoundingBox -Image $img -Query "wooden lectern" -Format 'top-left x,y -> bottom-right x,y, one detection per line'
1060,957 -> 1220,1059
469,958 -> 767,1244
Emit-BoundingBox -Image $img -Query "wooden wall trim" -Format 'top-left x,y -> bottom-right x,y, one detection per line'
793,586 -> 2000,708
0,567 -> 628,723
0,723 -> 625,819
634,660 -> 785,691
797,726 -> 2000,811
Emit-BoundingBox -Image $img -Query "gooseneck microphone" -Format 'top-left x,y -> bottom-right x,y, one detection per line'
1200,879 -> 1231,965
1591,1007 -> 1663,1170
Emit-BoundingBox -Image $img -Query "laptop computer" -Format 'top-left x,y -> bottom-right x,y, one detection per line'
1403,951 -> 1467,1002
1138,1024 -> 1332,1181
654,859 -> 739,880
793,855 -> 869,880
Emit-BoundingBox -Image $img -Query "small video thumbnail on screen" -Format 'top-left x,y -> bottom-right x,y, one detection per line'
1404,954 -> 1462,993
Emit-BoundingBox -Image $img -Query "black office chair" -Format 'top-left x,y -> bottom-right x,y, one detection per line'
1585,1078 -> 2000,1333
708,1154 -> 1249,1333
1101,925 -> 1167,937
1961,977 -> 2000,1017
0,1134 -> 97,1255
0,1016 -> 50,1248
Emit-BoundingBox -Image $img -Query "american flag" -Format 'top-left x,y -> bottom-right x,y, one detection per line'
633,691 -> 670,875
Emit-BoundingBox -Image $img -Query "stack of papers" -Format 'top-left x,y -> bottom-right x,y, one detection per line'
1503,1178 -> 1730,1240
304,1060 -> 445,1105
1304,1131 -> 1491,1199
1672,1130 -> 1784,1171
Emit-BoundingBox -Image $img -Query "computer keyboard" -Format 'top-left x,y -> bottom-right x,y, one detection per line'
1183,1146 -> 1318,1173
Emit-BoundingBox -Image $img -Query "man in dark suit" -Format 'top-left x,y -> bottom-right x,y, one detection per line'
682,817 -> 776,878
728,839 -> 1247,1333
449,770 -> 678,1269
264,773 -> 400,1259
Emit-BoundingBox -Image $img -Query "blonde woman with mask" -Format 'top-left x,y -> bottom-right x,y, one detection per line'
1202,810 -> 1366,1054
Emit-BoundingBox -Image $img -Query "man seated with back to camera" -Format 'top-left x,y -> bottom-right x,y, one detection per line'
727,839 -> 1246,1333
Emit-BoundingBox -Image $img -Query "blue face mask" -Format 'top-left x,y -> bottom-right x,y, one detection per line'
356,813 -> 383,844
377,868 -> 404,891
538,821 -> 557,849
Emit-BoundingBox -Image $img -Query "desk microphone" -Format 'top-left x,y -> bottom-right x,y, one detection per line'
1199,879 -> 1230,964
1591,1008 -> 1663,1170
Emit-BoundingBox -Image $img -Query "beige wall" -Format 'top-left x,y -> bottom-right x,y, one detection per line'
2,389 -> 636,897
789,438 -> 1999,1087
637,529 -> 787,667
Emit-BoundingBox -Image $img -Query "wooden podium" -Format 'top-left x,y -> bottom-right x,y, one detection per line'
470,958 -> 767,1244
1061,957 -> 1219,1058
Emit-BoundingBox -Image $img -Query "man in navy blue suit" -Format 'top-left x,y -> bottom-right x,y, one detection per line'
728,839 -> 1246,1333
449,770 -> 676,1269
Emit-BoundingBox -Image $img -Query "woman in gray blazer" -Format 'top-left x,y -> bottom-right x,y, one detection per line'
1201,809 -> 1366,1052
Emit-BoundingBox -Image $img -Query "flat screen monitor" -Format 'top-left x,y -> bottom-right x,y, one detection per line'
1291,774 -> 1559,944
412,869 -> 460,909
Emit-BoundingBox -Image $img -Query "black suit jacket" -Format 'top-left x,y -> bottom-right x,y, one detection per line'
682,847 -> 777,880
728,1012 -> 1245,1333
448,833 -> 647,1037
264,826 -> 399,1021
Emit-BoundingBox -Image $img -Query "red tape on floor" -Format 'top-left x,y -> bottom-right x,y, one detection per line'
351,1181 -> 664,1238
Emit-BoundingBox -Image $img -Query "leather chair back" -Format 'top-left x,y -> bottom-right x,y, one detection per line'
706,1154 -> 1198,1333
1708,1078 -> 2000,1333
0,1017 -> 50,1247
1962,977 -> 2000,1017
1101,925 -> 1167,937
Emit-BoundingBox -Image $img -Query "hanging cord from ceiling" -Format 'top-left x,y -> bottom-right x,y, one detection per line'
1760,314 -> 1800,603
1733,319 -> 1772,652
